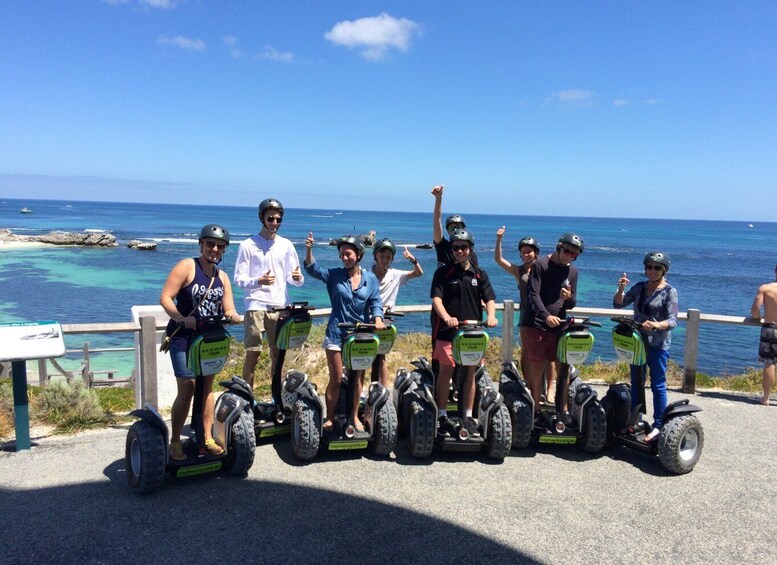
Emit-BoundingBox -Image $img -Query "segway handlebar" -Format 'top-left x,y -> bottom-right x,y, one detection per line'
177,315 -> 241,329
611,316 -> 640,330
337,321 -> 381,333
560,316 -> 602,329
383,307 -> 405,320
268,301 -> 316,314
456,320 -> 488,329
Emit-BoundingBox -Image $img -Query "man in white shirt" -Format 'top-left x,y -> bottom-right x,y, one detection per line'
233,198 -> 303,387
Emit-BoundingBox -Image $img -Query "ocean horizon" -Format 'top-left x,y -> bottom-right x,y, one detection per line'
2,197 -> 775,378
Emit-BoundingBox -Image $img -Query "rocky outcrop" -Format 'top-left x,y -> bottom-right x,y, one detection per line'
0,228 -> 118,247
328,230 -> 378,247
127,240 -> 158,250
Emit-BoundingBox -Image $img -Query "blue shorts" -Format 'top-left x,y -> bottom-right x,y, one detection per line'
170,336 -> 195,379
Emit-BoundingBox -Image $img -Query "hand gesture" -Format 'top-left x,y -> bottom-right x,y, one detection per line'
496,225 -> 506,238
431,184 -> 444,198
617,272 -> 630,290
403,246 -> 415,262
560,286 -> 572,301
305,231 -> 314,249
291,265 -> 302,281
259,270 -> 276,285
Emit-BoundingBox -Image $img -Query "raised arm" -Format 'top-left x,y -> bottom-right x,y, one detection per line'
432,184 -> 444,244
403,245 -> 423,279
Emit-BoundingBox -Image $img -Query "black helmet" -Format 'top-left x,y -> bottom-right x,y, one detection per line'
373,238 -> 396,258
557,232 -> 584,254
337,235 -> 365,260
450,228 -> 474,246
199,224 -> 230,246
643,251 -> 670,272
518,236 -> 540,253
258,198 -> 284,220
445,214 -> 466,230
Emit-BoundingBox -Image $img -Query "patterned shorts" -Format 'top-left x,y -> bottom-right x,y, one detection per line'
759,324 -> 777,364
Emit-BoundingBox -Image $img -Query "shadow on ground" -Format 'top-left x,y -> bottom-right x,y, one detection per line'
0,460 -> 540,565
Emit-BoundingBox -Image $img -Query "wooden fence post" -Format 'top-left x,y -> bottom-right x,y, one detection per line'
139,315 -> 158,408
37,359 -> 48,387
502,300 -> 515,365
683,308 -> 701,393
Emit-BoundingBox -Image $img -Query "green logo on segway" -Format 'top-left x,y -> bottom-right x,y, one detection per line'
275,316 -> 312,350
453,331 -> 489,366
188,333 -> 231,376
612,330 -> 646,366
176,461 -> 223,477
374,324 -> 397,356
328,440 -> 369,450
556,330 -> 595,365
342,334 -> 379,370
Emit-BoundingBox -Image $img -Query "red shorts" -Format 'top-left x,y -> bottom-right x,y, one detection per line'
432,340 -> 456,368
521,326 -> 559,363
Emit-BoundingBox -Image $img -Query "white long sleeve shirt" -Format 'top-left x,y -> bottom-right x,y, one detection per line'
233,234 -> 304,310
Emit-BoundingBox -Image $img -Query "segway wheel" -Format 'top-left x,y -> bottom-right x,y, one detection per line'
125,420 -> 166,495
222,409 -> 256,476
657,414 -> 704,474
371,398 -> 398,456
578,402 -> 607,453
485,404 -> 512,461
291,397 -> 321,461
408,400 -> 435,459
507,396 -> 533,449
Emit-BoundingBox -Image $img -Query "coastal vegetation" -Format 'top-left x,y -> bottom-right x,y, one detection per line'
0,325 -> 765,442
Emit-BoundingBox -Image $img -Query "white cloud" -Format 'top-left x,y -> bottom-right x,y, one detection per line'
644,98 -> 664,105
550,89 -> 597,108
105,0 -> 177,8
223,36 -> 242,58
258,46 -> 294,63
612,99 -> 630,107
324,12 -> 421,61
157,35 -> 205,52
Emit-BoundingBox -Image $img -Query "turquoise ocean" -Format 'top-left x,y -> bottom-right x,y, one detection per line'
2,198 -> 774,378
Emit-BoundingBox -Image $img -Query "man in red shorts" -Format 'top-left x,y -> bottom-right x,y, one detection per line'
520,232 -> 584,423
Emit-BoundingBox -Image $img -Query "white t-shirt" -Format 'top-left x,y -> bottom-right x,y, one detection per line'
375,267 -> 411,309
233,234 -> 303,310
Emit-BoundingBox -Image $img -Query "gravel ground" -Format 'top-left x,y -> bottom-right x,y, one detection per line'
1,386 -> 776,565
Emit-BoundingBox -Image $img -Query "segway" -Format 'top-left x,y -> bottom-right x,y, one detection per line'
126,316 -> 256,494
500,317 -> 607,453
285,322 -> 398,461
394,321 -> 512,460
601,316 -> 704,474
253,302 -> 314,440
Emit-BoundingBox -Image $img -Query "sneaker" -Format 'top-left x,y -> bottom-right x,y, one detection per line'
463,417 -> 480,437
169,441 -> 186,461
204,438 -> 224,456
437,416 -> 455,438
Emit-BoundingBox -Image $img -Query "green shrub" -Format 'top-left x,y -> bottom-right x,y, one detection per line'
33,380 -> 106,433
0,380 -> 13,438
95,386 -> 135,414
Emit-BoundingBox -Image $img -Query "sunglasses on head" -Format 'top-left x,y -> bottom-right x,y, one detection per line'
203,240 -> 226,251
645,264 -> 664,271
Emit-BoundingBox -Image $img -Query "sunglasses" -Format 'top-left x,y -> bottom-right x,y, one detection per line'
452,244 -> 470,251
447,224 -> 464,232
203,240 -> 226,251
561,247 -> 579,258
265,216 -> 283,224
645,264 -> 664,271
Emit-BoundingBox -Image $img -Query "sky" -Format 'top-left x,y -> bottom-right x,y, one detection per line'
1,1 -> 776,221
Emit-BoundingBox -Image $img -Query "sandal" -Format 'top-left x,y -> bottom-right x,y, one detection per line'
169,441 -> 186,461
205,438 -> 224,456
322,420 -> 334,432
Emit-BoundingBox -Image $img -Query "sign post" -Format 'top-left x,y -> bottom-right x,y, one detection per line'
0,321 -> 66,451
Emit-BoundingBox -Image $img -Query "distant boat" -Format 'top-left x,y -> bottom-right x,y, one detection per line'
20,207 -> 33,214
749,224 -> 755,228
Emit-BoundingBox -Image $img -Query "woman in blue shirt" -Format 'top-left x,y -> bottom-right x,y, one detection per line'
613,251 -> 678,442
304,232 -> 385,432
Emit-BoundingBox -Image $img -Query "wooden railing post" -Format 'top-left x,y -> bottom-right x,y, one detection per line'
139,315 -> 158,408
502,300 -> 515,365
683,308 -> 701,393
37,359 -> 48,386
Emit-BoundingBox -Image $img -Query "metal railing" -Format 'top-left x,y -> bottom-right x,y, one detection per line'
17,300 -> 763,409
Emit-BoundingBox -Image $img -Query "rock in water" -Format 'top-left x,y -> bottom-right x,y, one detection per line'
127,240 -> 158,250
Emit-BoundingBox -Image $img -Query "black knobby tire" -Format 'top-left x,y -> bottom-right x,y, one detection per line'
222,409 -> 256,476
578,402 -> 607,453
657,414 -> 704,474
486,404 -> 512,461
408,400 -> 435,458
371,399 -> 398,456
507,394 -> 533,449
125,420 -> 166,495
291,397 -> 321,461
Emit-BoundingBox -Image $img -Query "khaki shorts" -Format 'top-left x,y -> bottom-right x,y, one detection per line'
244,310 -> 281,352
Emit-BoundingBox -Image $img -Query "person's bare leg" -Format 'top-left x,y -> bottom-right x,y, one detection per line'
171,378 -> 194,443
324,350 -> 343,429
762,362 -> 775,405
352,370 -> 365,430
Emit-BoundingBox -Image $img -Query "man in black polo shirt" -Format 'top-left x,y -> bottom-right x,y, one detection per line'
430,229 -> 497,438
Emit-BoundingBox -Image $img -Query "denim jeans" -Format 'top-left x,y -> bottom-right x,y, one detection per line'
630,347 -> 669,429
170,336 -> 195,379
